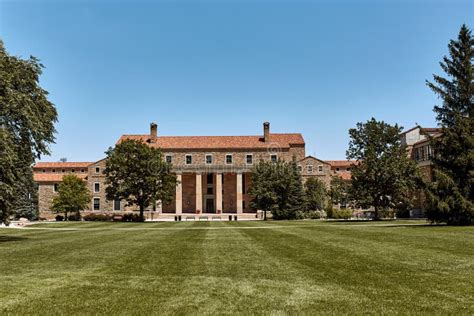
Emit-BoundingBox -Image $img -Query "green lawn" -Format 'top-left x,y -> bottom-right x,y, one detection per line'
1,220 -> 473,314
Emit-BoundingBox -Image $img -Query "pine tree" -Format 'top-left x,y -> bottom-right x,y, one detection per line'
305,177 -> 328,211
425,24 -> 474,225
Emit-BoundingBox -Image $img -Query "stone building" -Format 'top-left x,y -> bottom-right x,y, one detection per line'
400,126 -> 441,216
35,122 -> 341,220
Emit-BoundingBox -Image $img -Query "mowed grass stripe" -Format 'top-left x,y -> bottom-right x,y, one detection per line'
1,221 -> 473,314
238,223 -> 474,314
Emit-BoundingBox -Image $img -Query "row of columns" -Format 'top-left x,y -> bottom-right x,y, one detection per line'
174,172 -> 243,214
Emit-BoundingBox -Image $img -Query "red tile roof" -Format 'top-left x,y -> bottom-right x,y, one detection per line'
33,162 -> 93,169
118,133 -> 305,150
325,160 -> 358,168
33,173 -> 88,182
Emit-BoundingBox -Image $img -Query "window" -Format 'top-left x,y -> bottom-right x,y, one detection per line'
207,173 -> 213,184
81,169 -> 85,173
307,165 -> 313,173
207,187 -> 213,194
93,198 -> 100,211
185,155 -> 192,165
206,154 -> 213,164
114,199 -> 121,211
62,169 -> 65,173
246,154 -> 253,165
242,174 -> 246,194
298,165 -> 302,172
226,154 -> 233,164
71,169 -> 75,173
53,183 -> 59,192
271,155 -> 277,163
243,201 -> 246,210
52,169 -> 56,173
318,165 -> 323,172
94,182 -> 100,193
336,167 -> 340,172
165,155 -> 172,163
42,169 -> 46,173
95,167 -> 100,174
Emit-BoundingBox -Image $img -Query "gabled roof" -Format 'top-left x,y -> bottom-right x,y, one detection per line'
33,173 -> 88,182
118,133 -> 305,150
299,155 -> 331,165
33,162 -> 93,169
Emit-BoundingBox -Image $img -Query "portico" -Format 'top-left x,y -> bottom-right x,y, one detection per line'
170,172 -> 247,214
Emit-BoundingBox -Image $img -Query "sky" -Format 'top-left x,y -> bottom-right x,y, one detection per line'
1,0 -> 472,162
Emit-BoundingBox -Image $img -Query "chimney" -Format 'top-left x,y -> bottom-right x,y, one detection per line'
150,123 -> 157,143
263,122 -> 270,142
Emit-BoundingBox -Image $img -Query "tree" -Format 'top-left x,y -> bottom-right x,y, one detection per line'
248,160 -> 278,220
328,176 -> 349,208
425,24 -> 474,225
249,158 -> 306,220
0,130 -> 17,224
0,40 -> 58,221
347,118 -> 420,220
305,177 -> 327,211
51,175 -> 91,220
104,139 -> 177,221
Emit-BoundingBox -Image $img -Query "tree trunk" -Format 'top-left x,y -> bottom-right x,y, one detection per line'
64,211 -> 68,221
264,210 -> 267,221
139,204 -> 144,222
374,206 -> 380,221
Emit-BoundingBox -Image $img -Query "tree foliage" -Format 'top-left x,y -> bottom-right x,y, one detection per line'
52,175 -> 91,220
347,118 -> 420,220
0,40 -> 57,222
249,158 -> 306,220
104,139 -> 177,221
425,24 -> 474,225
305,177 -> 327,211
328,176 -> 349,208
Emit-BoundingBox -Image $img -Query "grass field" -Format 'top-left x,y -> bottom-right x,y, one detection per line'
1,220 -> 473,314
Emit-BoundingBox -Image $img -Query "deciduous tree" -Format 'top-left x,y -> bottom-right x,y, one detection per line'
0,40 -> 57,221
347,118 -> 420,220
52,175 -> 91,220
104,139 -> 177,221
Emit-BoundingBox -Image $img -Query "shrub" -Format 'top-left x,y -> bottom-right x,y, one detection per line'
325,208 -> 353,219
121,213 -> 144,222
67,212 -> 81,221
83,213 -> 113,221
295,210 -> 327,220
55,215 -> 64,221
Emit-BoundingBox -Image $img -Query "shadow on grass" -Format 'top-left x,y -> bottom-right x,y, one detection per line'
0,235 -> 28,243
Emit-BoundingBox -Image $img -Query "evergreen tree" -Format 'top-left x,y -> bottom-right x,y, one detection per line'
0,40 -> 57,221
52,175 -> 91,220
305,177 -> 328,211
328,176 -> 349,208
347,118 -> 420,220
425,24 -> 474,225
249,158 -> 306,220
104,139 -> 177,221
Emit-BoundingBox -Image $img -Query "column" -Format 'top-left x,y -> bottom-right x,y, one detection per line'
236,172 -> 243,214
195,173 -> 202,212
216,173 -> 223,212
175,173 -> 182,214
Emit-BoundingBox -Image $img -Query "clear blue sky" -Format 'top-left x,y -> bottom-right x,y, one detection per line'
1,0 -> 472,162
